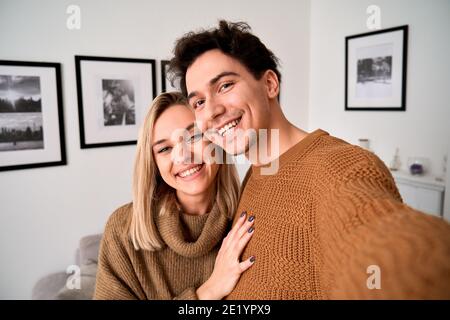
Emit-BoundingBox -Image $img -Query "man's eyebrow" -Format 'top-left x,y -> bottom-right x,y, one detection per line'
152,123 -> 195,148
209,71 -> 239,86
187,91 -> 198,101
187,71 -> 239,101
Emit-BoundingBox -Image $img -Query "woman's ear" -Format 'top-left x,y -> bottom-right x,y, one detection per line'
263,70 -> 280,100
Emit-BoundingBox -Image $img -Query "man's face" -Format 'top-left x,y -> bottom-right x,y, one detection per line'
185,49 -> 272,156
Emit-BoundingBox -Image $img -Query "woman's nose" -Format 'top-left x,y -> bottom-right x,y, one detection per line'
172,142 -> 192,165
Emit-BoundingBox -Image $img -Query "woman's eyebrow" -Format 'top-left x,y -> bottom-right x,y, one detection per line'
152,138 -> 166,148
152,123 -> 196,148
185,123 -> 195,131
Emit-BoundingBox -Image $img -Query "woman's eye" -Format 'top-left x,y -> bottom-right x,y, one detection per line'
187,133 -> 203,144
157,146 -> 171,153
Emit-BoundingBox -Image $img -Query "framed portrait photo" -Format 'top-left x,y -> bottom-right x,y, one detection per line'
161,60 -> 180,93
75,56 -> 156,148
0,60 -> 66,172
345,25 -> 408,111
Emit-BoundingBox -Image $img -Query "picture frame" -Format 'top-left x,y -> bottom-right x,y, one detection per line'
0,60 -> 66,172
75,56 -> 156,148
161,60 -> 180,93
345,25 -> 408,111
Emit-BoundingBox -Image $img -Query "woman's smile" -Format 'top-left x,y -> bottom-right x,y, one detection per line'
176,163 -> 205,181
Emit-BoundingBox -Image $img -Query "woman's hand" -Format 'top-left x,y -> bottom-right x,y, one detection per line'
196,211 -> 255,300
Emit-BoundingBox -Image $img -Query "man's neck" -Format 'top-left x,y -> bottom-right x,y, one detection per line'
246,104 -> 308,167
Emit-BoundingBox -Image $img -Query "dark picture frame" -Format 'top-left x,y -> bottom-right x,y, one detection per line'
0,60 -> 66,172
161,60 -> 180,93
75,56 -> 156,149
345,25 -> 408,111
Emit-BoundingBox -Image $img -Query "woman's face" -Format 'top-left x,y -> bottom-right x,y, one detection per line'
152,104 -> 220,198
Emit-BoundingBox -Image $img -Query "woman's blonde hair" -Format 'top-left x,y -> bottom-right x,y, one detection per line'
130,92 -> 240,251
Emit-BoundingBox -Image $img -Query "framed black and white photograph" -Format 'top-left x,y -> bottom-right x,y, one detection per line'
75,56 -> 156,148
345,25 -> 408,111
0,60 -> 66,172
161,60 -> 180,93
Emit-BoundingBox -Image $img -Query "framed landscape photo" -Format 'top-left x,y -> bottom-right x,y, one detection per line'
0,60 -> 66,172
75,56 -> 156,148
345,25 -> 408,111
160,60 -> 180,93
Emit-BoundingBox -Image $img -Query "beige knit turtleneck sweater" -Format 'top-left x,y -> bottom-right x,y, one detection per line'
94,202 -> 230,300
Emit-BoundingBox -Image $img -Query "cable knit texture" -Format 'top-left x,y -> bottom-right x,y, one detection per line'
94,202 -> 229,300
225,129 -> 450,300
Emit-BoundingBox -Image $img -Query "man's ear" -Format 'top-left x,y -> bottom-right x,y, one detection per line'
263,70 -> 280,100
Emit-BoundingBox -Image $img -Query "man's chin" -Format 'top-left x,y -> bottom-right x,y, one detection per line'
222,142 -> 250,157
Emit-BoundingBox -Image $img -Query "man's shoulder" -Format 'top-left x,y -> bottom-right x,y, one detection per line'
314,134 -> 370,163
312,134 -> 392,181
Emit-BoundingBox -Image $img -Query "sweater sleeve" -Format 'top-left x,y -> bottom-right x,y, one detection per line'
94,208 -> 145,300
317,153 -> 450,299
173,287 -> 199,300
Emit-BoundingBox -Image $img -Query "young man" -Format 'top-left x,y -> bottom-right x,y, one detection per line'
169,21 -> 450,299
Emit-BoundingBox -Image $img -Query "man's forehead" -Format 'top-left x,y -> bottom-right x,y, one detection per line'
186,50 -> 242,85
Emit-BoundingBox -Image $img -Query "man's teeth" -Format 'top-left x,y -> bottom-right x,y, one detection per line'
178,165 -> 202,178
218,118 -> 241,136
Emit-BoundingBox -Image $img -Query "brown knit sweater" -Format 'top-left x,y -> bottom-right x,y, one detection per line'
94,202 -> 230,300
226,129 -> 450,299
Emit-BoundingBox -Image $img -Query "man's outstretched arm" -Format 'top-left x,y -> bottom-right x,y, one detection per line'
316,152 -> 450,299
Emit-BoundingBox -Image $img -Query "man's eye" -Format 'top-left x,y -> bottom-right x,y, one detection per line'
219,82 -> 233,92
187,133 -> 203,144
158,146 -> 171,153
193,99 -> 205,109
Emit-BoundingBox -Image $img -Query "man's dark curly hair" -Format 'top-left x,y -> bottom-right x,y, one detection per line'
169,20 -> 281,96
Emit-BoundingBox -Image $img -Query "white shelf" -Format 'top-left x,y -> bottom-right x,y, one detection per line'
391,170 -> 445,192
390,170 -> 445,217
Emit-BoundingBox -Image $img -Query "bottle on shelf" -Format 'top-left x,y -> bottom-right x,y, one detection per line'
389,147 -> 401,171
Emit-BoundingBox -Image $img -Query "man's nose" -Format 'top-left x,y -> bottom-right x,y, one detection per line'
204,97 -> 226,125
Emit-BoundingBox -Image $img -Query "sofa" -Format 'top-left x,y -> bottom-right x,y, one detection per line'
31,234 -> 102,300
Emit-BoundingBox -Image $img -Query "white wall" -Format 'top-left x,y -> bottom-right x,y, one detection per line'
309,0 -> 450,177
0,0 -> 310,299
444,142 -> 450,221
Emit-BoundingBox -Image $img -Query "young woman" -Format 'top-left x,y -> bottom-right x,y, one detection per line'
94,92 -> 255,300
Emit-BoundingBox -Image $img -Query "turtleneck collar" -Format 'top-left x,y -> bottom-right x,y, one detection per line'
156,202 -> 230,258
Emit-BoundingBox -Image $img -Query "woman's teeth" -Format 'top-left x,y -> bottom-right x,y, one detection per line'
178,164 -> 203,178
218,118 -> 241,136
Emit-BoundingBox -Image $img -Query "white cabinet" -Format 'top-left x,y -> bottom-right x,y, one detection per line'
391,171 -> 445,217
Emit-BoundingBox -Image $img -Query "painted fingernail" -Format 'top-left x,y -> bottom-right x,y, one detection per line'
250,256 -> 256,263
248,215 -> 255,222
248,226 -> 254,233
240,211 -> 247,218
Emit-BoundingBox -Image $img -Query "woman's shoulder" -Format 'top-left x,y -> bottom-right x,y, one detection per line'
103,202 -> 133,242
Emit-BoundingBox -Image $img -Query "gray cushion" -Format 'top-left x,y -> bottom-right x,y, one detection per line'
53,263 -> 98,300
32,272 -> 68,300
32,233 -> 102,300
79,234 -> 102,265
